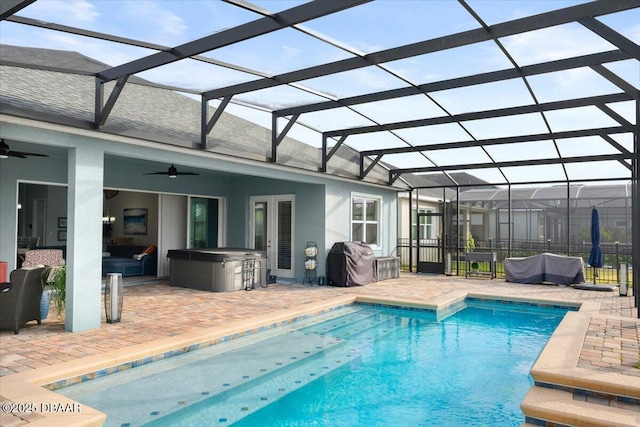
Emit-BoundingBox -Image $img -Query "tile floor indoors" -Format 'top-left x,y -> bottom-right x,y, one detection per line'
1,273 -> 638,426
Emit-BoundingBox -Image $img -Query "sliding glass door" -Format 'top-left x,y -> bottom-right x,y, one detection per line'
189,197 -> 219,249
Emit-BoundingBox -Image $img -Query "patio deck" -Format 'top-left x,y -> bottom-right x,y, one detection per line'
1,273 -> 638,426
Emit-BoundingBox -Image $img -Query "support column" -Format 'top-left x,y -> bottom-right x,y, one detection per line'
66,145 -> 104,332
508,185 -> 512,258
0,165 -> 18,271
408,189 -> 413,273
633,97 -> 639,315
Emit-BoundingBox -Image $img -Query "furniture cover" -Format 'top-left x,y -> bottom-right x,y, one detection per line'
0,267 -> 46,333
102,244 -> 157,277
327,242 -> 375,287
504,253 -> 585,285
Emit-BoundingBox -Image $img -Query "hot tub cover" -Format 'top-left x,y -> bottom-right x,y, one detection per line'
167,248 -> 266,262
326,242 -> 375,287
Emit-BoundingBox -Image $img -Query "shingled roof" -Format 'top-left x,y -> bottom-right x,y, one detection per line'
0,44 -> 401,188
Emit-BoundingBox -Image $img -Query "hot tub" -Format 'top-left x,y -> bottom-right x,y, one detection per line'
167,249 -> 266,292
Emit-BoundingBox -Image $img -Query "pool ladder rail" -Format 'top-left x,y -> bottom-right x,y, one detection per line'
242,258 -> 266,290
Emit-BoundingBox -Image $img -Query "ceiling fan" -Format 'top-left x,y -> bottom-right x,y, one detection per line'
143,164 -> 199,178
0,139 -> 49,159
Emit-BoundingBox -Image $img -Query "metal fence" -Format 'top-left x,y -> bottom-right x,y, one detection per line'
396,238 -> 633,285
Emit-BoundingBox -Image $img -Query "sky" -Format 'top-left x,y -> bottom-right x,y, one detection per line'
1,0 -> 638,185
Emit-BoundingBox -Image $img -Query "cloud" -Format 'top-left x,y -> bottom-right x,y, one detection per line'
281,45 -> 301,62
346,40 -> 383,55
50,31 -> 152,66
26,0 -> 98,24
628,22 -> 640,43
502,24 -> 614,65
124,1 -> 187,38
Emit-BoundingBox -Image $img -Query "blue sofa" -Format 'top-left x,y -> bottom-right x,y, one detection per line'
102,245 -> 157,277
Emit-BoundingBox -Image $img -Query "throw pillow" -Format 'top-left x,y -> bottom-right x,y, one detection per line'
142,244 -> 156,254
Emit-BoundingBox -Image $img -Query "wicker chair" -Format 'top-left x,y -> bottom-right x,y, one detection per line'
0,267 -> 46,334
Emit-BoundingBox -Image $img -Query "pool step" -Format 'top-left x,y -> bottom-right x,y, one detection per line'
146,332 -> 362,426
299,308 -> 398,338
97,312 -> 399,427
521,386 -> 640,427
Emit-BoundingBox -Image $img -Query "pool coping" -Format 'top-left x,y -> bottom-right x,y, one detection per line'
1,291 -> 634,426
530,310 -> 640,399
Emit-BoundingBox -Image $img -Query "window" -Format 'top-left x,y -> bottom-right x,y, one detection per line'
351,195 -> 380,246
412,208 -> 433,240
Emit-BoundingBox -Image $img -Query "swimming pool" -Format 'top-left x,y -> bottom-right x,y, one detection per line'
58,299 -> 573,426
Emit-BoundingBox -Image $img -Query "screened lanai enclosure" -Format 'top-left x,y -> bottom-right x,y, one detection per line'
401,182 -> 633,285
0,0 -> 638,314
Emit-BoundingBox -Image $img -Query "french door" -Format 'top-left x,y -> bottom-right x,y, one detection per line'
250,195 -> 295,278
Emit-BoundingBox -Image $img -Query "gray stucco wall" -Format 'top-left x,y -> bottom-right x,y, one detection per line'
226,177 -> 398,281
324,181 -> 398,259
227,176 -> 326,281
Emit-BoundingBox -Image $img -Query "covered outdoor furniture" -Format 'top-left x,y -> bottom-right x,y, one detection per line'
0,267 -> 46,334
327,242 -> 375,287
504,253 -> 585,285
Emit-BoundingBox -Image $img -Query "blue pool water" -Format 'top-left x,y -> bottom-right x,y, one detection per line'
58,300 -> 571,426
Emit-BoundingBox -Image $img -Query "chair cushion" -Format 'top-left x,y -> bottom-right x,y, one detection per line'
22,249 -> 65,267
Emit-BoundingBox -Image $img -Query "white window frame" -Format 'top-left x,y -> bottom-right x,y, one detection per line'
412,207 -> 434,240
350,192 -> 381,249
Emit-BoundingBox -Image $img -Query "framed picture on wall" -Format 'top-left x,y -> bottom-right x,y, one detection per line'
123,208 -> 148,235
58,230 -> 67,241
58,217 -> 67,228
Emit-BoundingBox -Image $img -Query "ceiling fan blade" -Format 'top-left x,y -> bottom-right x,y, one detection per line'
104,190 -> 120,199
0,139 -> 48,159
10,150 -> 48,158
143,164 -> 199,176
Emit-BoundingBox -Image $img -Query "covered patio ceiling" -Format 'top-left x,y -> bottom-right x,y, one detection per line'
0,0 -> 637,190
